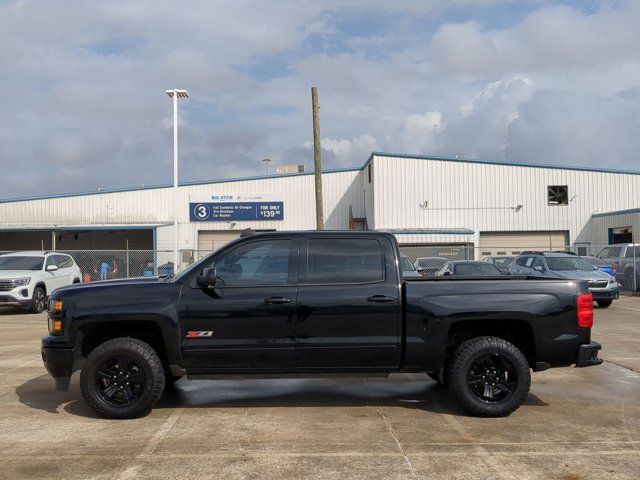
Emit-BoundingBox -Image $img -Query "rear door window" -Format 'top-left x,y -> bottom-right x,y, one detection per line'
56,255 -> 74,269
307,238 -> 384,284
532,257 -> 545,269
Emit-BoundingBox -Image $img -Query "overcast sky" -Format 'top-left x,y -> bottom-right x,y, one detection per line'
1,0 -> 639,198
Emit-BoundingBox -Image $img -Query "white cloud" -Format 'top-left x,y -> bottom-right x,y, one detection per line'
1,0 -> 640,198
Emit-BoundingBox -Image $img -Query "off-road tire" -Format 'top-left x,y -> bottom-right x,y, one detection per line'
29,286 -> 46,313
80,338 -> 165,419
448,336 -> 530,417
597,300 -> 613,308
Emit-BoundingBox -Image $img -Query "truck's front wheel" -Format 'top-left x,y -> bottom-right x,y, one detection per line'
448,336 -> 530,417
80,338 -> 165,419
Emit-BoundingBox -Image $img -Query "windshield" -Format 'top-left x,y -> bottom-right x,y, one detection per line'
596,247 -> 622,259
546,256 -> 595,271
454,263 -> 503,276
0,256 -> 44,271
400,256 -> 416,271
493,257 -> 514,267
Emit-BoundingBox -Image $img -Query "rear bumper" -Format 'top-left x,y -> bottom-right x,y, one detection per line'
576,341 -> 603,367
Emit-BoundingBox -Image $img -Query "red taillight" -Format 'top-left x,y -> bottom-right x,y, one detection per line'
577,293 -> 594,328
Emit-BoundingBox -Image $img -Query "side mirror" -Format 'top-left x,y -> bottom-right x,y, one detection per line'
196,267 -> 217,288
46,265 -> 59,272
533,266 -> 544,272
443,271 -> 451,276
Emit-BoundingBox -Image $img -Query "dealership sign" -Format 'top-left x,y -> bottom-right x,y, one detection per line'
189,194 -> 284,222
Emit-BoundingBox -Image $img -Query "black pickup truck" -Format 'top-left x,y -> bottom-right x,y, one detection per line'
42,230 -> 602,419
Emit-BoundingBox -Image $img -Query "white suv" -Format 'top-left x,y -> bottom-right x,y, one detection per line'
0,251 -> 82,313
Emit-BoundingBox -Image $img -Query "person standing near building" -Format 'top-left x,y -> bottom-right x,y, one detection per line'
100,261 -> 112,280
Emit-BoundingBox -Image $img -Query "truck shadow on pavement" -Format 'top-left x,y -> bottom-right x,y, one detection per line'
16,374 -> 548,419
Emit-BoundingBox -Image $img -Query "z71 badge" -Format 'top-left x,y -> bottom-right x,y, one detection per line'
186,331 -> 214,338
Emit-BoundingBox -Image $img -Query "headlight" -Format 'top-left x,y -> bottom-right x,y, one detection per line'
609,276 -> 617,284
11,277 -> 31,286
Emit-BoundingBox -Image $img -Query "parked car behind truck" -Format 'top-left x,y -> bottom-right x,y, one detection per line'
42,231 -> 602,419
414,257 -> 448,276
435,261 -> 505,276
0,251 -> 82,313
509,251 -> 618,307
482,255 -> 515,274
400,254 -> 421,278
596,244 -> 640,291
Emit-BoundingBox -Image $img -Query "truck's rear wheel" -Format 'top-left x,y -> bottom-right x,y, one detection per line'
80,338 -> 165,419
448,336 -> 530,417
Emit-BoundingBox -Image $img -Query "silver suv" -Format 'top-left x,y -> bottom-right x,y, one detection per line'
595,244 -> 640,291
509,252 -> 619,308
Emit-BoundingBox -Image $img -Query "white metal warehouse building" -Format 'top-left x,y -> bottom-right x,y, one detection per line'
0,152 -> 638,269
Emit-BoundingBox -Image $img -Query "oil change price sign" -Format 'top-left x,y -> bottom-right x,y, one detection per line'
189,194 -> 284,222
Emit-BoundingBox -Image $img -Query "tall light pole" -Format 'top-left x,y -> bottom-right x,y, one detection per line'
262,157 -> 272,175
166,89 -> 189,273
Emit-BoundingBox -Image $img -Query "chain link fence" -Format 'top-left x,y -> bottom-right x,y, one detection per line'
399,244 -> 640,294
1,244 -> 638,294
0,250 -> 213,282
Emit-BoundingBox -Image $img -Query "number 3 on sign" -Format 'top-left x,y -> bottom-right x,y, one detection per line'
194,204 -> 210,220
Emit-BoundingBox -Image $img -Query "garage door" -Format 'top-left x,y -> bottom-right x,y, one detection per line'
480,231 -> 569,256
197,231 -> 240,253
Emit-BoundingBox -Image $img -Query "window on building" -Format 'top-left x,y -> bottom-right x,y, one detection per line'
307,238 -> 383,284
548,185 -> 568,205
367,163 -> 372,183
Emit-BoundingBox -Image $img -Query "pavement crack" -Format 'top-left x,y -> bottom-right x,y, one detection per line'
603,359 -> 640,374
364,379 -> 418,479
112,407 -> 185,480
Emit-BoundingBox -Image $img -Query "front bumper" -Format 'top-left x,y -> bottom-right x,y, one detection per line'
588,287 -> 619,300
41,343 -> 75,391
0,293 -> 32,308
576,341 -> 603,367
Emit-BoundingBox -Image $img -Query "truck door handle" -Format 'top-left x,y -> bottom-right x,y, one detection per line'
264,296 -> 292,304
367,295 -> 395,303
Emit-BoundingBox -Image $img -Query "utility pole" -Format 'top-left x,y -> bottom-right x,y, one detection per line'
311,87 -> 324,230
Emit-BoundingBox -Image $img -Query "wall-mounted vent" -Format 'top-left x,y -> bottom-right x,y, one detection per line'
548,185 -> 568,205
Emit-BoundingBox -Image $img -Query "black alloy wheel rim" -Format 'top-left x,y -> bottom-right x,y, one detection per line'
96,355 -> 146,407
466,353 -> 518,403
33,289 -> 45,311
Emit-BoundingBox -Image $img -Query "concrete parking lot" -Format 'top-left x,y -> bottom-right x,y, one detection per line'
0,299 -> 639,480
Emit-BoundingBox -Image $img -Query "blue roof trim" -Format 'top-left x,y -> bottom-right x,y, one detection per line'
591,208 -> 640,218
0,225 -> 168,231
368,151 -> 640,176
388,229 -> 475,235
0,167 -> 363,204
